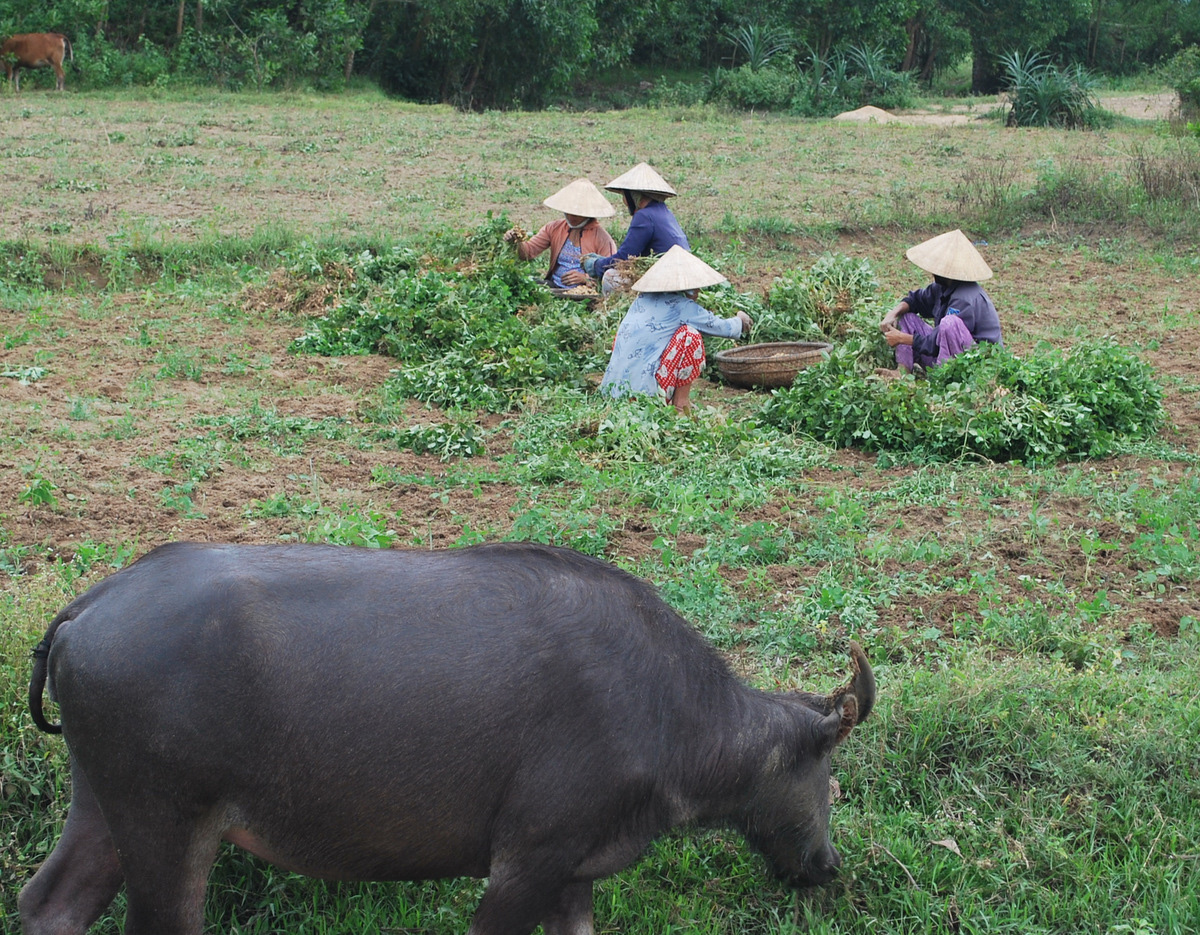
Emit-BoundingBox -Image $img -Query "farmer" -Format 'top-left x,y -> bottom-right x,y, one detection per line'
581,162 -> 690,295
503,178 -> 617,288
877,229 -> 1003,376
600,245 -> 751,413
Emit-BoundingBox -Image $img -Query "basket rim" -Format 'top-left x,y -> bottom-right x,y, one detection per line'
715,341 -> 833,363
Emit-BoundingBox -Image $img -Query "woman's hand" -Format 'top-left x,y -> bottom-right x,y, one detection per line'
736,311 -> 753,336
502,227 -> 527,245
883,325 -> 912,348
561,269 -> 591,286
580,253 -> 603,277
880,301 -> 907,334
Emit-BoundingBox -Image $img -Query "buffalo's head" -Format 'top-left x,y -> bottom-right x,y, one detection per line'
739,642 -> 875,887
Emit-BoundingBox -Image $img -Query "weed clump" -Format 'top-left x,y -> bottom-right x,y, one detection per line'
1000,50 -> 1108,129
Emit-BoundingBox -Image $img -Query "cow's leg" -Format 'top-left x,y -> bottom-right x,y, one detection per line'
539,880 -> 595,935
18,760 -> 124,935
466,859 -> 578,935
53,62 -> 65,91
103,802 -> 222,935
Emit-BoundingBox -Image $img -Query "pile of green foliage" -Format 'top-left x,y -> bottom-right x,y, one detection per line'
291,233 -> 1164,464
701,253 -> 889,365
290,216 -> 618,411
762,340 -> 1165,463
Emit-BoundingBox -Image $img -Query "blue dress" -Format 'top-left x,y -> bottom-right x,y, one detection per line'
599,292 -> 744,398
551,237 -> 583,288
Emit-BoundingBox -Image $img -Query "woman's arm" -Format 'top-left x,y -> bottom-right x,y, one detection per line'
593,212 -> 654,277
515,223 -> 554,261
678,297 -> 745,338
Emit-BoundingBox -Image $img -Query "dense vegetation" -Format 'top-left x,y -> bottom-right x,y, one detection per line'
3,0 -> 1200,105
287,221 -> 1166,464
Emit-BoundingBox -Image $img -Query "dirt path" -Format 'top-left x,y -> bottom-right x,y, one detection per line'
835,91 -> 1178,126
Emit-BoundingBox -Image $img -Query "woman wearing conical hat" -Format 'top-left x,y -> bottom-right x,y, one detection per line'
877,229 -> 1003,376
580,163 -> 690,295
600,246 -> 752,413
503,178 -> 617,288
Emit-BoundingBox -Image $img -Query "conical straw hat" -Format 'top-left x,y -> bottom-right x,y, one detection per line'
905,229 -> 993,281
605,162 -> 677,197
542,178 -> 615,218
632,245 -> 727,293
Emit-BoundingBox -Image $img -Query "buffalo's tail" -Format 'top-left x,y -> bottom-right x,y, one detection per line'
29,612 -> 70,734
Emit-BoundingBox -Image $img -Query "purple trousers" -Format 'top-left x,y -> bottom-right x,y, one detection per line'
893,312 -> 975,371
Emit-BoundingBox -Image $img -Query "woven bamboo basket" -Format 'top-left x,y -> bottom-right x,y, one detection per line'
715,341 -> 833,389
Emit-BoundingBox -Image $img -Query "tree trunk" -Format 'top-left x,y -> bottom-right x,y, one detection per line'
970,41 -> 1002,94
196,1 -> 204,35
177,0 -> 186,39
902,16 -> 923,73
1086,0 -> 1105,67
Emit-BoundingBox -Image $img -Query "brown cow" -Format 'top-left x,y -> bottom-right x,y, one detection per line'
2,33 -> 73,92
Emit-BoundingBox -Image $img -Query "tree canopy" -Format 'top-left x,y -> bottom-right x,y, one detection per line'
1,0 -> 1197,103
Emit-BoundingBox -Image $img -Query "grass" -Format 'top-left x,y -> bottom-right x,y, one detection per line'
1,88 -> 1199,933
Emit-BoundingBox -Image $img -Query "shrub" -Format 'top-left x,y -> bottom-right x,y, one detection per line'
709,63 -> 797,110
1000,50 -> 1106,129
1126,142 -> 1200,210
724,23 -> 793,72
845,45 -> 917,111
1161,46 -> 1200,119
790,44 -> 915,117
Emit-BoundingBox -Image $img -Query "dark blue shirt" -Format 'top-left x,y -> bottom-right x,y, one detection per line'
594,200 -> 690,277
904,280 -> 1003,360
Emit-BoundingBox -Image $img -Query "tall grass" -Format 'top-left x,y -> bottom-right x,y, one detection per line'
4,567 -> 1197,932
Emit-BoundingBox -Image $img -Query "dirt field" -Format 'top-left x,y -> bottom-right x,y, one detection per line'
1,90 -> 1197,644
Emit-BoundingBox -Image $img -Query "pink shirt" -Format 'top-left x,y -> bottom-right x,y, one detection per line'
517,218 -> 617,281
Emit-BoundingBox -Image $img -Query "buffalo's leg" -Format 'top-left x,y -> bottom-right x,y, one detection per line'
539,880 -> 595,935
18,760 -> 124,935
104,803 -> 221,935
466,860 -> 581,935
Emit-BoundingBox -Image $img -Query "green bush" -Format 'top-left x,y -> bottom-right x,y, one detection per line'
1162,46 -> 1200,119
1001,50 -> 1107,129
845,45 -> 918,111
709,63 -> 798,110
790,45 -> 916,117
723,23 -> 794,73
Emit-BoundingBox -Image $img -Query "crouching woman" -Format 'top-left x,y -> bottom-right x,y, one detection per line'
879,229 -> 1003,375
599,245 -> 751,412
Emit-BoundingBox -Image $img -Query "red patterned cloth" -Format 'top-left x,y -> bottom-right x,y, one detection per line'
655,325 -> 706,390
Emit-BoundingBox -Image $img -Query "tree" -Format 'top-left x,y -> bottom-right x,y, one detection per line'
942,0 -> 1091,92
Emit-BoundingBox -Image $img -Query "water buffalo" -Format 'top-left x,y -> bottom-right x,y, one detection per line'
21,541 -> 875,935
1,33 -> 73,92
